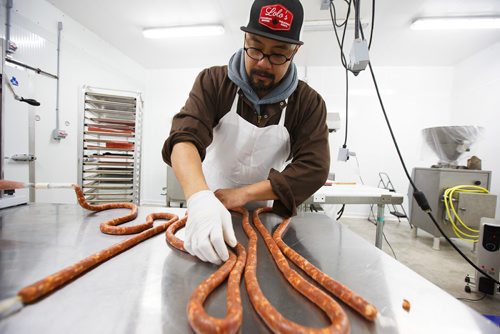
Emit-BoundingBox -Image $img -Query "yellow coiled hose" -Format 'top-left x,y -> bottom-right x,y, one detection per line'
443,185 -> 489,242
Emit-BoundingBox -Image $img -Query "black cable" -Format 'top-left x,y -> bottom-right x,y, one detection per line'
329,0 -> 352,70
354,0 -> 360,39
329,2 -> 347,68
366,63 -> 417,190
329,0 -> 352,147
334,1 -> 350,28
368,0 -> 375,49
336,204 -> 346,220
330,0 -> 492,284
349,11 -> 500,285
352,0 -> 376,49
362,29 -> 499,286
427,211 -> 499,285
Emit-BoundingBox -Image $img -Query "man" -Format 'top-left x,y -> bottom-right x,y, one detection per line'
162,0 -> 330,265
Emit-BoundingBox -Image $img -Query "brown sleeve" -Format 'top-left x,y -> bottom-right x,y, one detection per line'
270,86 -> 330,217
162,67 -> 229,165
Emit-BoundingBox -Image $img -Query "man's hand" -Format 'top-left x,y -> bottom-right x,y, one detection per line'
214,187 -> 250,209
185,190 -> 237,265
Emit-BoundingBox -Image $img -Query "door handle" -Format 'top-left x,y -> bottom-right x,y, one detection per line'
9,154 -> 37,162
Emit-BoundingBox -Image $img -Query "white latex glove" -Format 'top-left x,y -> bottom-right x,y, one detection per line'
184,190 -> 237,265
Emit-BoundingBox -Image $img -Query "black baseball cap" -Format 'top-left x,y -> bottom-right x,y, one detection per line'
241,0 -> 304,45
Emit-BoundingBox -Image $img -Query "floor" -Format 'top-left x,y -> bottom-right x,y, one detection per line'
333,212 -> 500,318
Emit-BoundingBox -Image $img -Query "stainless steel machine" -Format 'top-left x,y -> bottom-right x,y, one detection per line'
408,126 -> 497,250
164,165 -> 185,207
471,218 -> 500,295
464,217 -> 500,297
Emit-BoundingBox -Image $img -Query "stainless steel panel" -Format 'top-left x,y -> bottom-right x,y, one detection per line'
457,192 -> 497,229
83,169 -> 134,175
409,167 -> 492,238
85,92 -> 137,103
84,176 -> 134,182
85,108 -> 136,117
82,184 -> 133,190
84,147 -> 135,152
305,185 -> 404,205
1,204 -> 498,333
165,165 -> 185,206
85,99 -> 136,109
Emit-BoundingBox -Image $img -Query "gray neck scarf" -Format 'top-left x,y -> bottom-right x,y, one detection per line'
227,48 -> 298,116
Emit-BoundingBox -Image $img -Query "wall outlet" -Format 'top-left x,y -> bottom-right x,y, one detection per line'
314,194 -> 326,203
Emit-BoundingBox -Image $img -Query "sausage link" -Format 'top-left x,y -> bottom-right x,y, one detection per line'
244,207 -> 349,334
273,213 -> 378,321
165,216 -> 188,251
16,186 -> 179,304
165,213 -> 246,334
73,184 -> 153,235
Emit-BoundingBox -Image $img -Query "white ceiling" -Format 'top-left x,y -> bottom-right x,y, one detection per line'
47,0 -> 500,69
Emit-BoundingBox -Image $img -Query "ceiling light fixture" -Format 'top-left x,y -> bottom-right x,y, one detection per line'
411,16 -> 500,30
143,24 -> 225,39
303,19 -> 368,32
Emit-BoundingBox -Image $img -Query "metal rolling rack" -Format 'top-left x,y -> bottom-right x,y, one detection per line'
79,89 -> 142,204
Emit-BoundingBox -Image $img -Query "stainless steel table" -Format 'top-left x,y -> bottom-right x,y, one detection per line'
305,184 -> 405,249
1,203 -> 498,333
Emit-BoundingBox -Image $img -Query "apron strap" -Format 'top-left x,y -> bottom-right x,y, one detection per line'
230,92 -> 239,114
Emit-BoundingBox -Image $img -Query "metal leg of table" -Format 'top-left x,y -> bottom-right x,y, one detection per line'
375,204 -> 385,249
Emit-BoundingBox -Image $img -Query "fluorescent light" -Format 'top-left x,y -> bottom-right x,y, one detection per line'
143,25 -> 225,39
303,20 -> 368,32
11,34 -> 46,49
411,17 -> 500,30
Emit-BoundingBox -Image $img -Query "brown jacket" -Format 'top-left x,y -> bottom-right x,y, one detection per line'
162,65 -> 330,217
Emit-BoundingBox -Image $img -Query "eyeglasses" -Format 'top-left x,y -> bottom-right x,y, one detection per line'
243,47 -> 296,65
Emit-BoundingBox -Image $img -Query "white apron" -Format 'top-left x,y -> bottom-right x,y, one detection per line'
202,94 -> 291,207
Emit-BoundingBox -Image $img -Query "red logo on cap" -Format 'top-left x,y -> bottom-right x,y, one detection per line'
259,4 -> 294,31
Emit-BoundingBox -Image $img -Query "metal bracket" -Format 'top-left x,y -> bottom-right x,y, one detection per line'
320,0 -> 330,10
380,194 -> 392,203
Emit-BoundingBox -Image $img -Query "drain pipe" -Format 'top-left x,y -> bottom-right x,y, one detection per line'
5,0 -> 12,50
1,0 -> 13,189
52,21 -> 67,141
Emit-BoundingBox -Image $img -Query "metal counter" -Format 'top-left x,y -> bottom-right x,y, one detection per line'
0,203 -> 498,333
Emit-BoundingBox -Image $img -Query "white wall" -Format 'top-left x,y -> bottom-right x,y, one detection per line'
141,68 -> 201,205
451,41 -> 500,217
4,0 -> 146,204
305,65 -> 454,217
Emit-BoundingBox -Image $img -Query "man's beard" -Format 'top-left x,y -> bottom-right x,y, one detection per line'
249,69 -> 276,93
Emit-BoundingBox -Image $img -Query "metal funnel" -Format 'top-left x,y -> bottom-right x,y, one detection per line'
422,126 -> 483,166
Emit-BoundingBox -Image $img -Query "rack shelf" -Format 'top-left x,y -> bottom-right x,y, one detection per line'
79,89 -> 142,205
